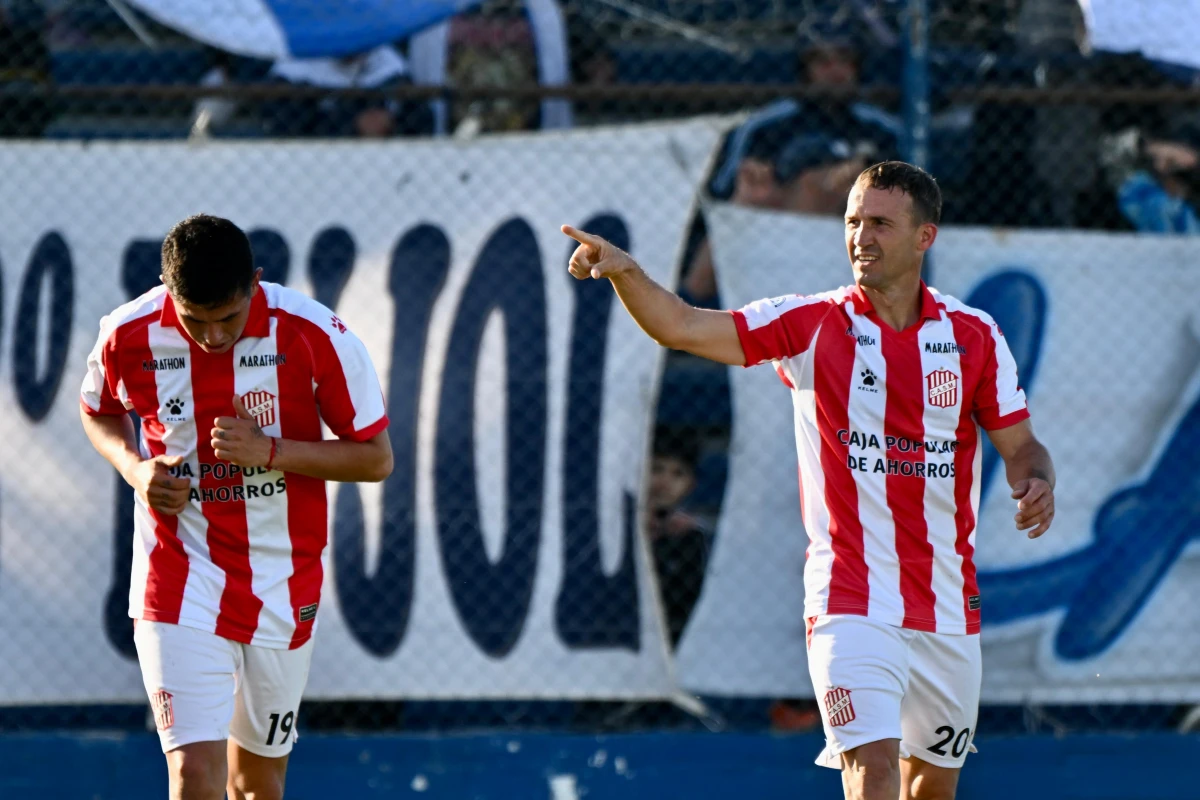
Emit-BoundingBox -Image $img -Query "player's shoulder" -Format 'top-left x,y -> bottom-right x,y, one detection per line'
98,285 -> 168,345
745,286 -> 850,314
927,287 -> 1001,343
262,282 -> 357,340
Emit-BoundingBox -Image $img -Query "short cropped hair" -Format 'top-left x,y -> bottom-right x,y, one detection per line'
855,161 -> 942,226
161,214 -> 255,307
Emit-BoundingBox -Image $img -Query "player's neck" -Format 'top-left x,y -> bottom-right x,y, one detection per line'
860,275 -> 922,333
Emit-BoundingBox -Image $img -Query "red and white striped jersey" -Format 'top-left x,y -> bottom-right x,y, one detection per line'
731,282 -> 1028,635
81,282 -> 388,650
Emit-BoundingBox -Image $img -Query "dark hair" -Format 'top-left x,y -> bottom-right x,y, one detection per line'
161,214 -> 255,306
653,426 -> 700,469
855,161 -> 943,225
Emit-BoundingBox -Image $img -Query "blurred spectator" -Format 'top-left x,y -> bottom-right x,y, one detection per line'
188,48 -> 239,140
408,0 -> 572,136
1101,124 -> 1200,234
706,17 -> 900,201
681,127 -> 867,307
566,15 -> 633,127
645,429 -> 712,650
0,0 -> 51,137
262,44 -> 433,138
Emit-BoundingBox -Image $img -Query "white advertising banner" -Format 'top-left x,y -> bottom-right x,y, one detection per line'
678,203 -> 1200,703
0,120 -> 720,703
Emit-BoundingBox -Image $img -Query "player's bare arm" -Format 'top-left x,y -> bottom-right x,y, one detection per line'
212,394 -> 393,482
986,418 -> 1055,539
79,408 -> 189,516
561,224 -> 746,366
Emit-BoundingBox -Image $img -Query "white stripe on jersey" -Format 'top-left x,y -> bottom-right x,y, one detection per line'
918,314 -> 968,633
845,311 -> 904,623
148,321 -> 224,633
234,318 -> 296,647
793,325 -> 832,614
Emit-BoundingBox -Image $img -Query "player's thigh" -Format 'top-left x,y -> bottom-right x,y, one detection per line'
807,615 -> 910,768
900,631 -> 980,772
900,755 -> 961,800
229,637 -> 315,759
133,620 -> 239,754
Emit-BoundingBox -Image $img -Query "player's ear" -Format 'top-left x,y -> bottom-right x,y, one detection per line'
917,222 -> 938,252
250,267 -> 263,293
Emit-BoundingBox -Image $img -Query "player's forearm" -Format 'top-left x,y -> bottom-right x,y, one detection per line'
1004,438 -> 1056,490
608,265 -> 696,350
270,435 -> 393,483
79,408 -> 143,484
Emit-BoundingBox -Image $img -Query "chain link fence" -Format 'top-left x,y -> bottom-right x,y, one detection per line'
1,0 -> 1198,744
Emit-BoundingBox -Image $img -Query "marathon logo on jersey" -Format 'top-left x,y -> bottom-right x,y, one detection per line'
825,687 -> 856,727
299,603 -> 318,622
241,390 -> 277,428
143,357 -> 186,371
239,353 -> 286,368
926,369 -> 959,408
150,690 -> 174,731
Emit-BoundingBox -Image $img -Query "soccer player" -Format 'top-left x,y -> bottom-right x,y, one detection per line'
562,161 -> 1054,800
79,215 -> 393,800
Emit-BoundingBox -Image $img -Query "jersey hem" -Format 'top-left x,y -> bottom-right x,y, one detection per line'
133,611 -> 303,650
808,606 -> 978,635
79,397 -> 125,417
978,407 -> 1030,431
343,415 -> 389,443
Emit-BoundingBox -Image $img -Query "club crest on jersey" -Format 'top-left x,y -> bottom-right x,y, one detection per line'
825,687 -> 856,727
241,390 -> 277,428
926,369 -> 959,409
150,690 -> 174,731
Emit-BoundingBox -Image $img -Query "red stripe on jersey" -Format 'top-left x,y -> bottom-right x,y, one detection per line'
120,319 -> 188,623
881,330 -> 936,631
815,316 -> 869,615
948,313 -> 988,632
272,309 -> 363,440
274,316 -> 328,649
189,341 -> 261,642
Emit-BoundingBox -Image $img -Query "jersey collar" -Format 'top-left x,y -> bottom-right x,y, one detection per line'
850,281 -> 941,324
160,286 -> 271,339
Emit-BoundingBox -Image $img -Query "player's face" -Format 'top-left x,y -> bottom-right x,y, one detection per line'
172,278 -> 259,354
844,185 -> 934,290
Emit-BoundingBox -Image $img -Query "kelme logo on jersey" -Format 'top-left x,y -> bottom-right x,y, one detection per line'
241,390 -> 277,428
926,369 -> 959,408
163,397 -> 186,422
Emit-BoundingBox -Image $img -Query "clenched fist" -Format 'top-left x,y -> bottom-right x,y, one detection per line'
129,454 -> 189,516
211,395 -> 274,468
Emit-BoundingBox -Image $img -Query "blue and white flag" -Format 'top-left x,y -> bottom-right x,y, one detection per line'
1079,0 -> 1200,71
125,0 -> 485,59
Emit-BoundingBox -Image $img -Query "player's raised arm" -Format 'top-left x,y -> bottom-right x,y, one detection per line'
561,224 -> 745,366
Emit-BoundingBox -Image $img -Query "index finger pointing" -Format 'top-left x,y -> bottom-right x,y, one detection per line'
561,224 -> 599,247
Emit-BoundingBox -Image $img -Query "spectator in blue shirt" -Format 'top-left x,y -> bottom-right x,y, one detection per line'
1101,124 -> 1200,234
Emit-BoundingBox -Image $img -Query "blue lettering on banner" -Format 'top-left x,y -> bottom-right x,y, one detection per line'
14,232 -> 74,421
334,224 -> 446,656
556,214 -> 640,651
435,218 -> 548,658
103,242 -> 164,659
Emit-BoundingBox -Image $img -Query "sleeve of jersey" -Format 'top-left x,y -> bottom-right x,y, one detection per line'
79,323 -> 128,416
729,295 -> 827,367
973,323 -> 1030,430
313,325 -> 389,442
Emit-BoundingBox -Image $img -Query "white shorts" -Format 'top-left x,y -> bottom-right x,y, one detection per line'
806,614 -> 980,770
133,620 -> 315,757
